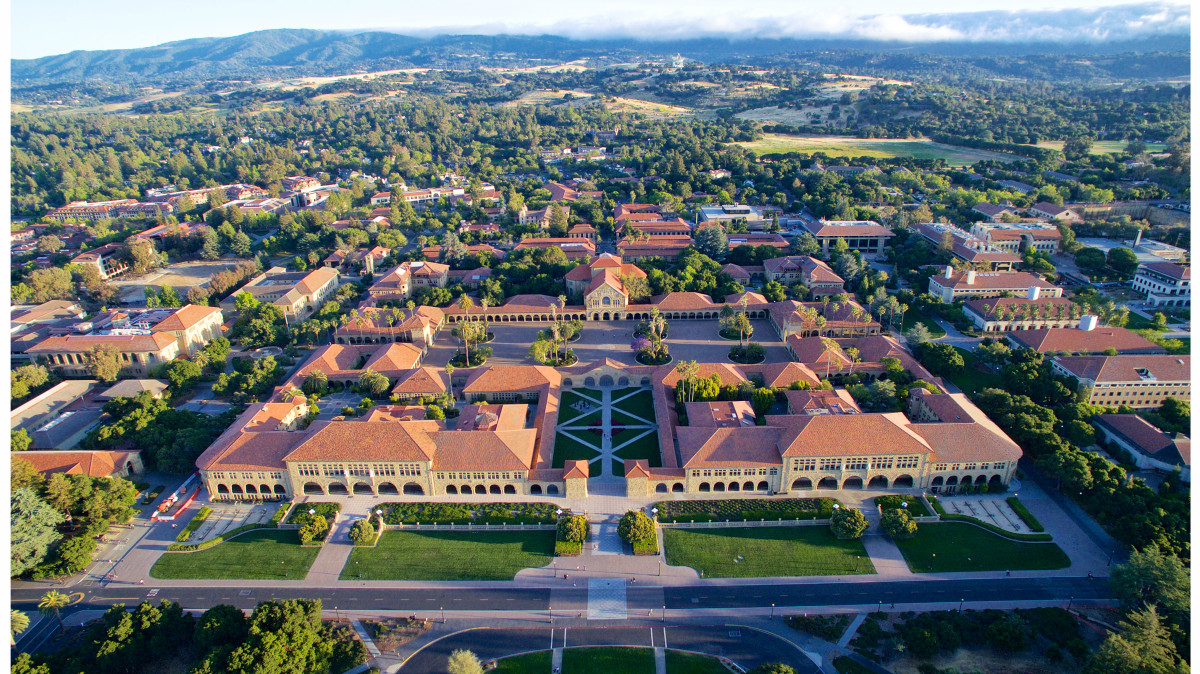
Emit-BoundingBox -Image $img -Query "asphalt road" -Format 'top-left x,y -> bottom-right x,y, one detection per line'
401,625 -> 819,672
12,576 -> 1109,618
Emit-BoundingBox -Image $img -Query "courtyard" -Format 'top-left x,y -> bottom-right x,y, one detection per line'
553,387 -> 660,478
422,318 -> 790,368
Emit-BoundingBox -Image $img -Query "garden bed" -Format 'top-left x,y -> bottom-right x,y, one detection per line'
652,498 -> 838,523
786,613 -> 851,642
363,618 -> 430,654
379,502 -> 560,526
874,495 -> 931,518
635,352 -> 672,366
1006,497 -> 1045,532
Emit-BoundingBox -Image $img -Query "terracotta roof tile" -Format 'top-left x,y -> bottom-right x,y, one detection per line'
1007,327 -> 1166,354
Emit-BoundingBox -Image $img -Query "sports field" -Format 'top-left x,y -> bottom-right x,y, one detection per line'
733,134 -> 1018,166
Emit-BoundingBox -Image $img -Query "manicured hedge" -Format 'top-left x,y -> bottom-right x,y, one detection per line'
874,495 -> 931,518
167,523 -> 275,551
631,527 -> 659,555
270,502 -> 292,525
175,506 -> 211,542
938,514 -> 1053,541
927,496 -> 947,516
652,498 -> 837,523
1006,497 -> 1045,532
555,541 -> 582,556
380,502 -> 560,525
287,502 -> 341,524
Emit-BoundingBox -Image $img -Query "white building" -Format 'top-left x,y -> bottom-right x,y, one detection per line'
1132,262 -> 1190,308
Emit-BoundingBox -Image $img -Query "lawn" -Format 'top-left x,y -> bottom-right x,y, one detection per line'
558,390 -> 602,424
561,647 -> 656,674
1031,139 -> 1165,155
614,431 -> 662,467
944,346 -> 1003,396
611,409 -> 654,426
664,650 -> 731,674
733,134 -> 1019,166
663,526 -> 874,577
150,529 -> 320,580
551,431 -> 601,468
900,309 -> 946,339
340,530 -> 555,580
612,390 -> 655,416
894,522 -> 1071,573
492,650 -> 553,673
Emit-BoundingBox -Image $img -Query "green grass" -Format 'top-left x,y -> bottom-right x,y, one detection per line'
944,346 -> 1003,396
663,526 -> 874,577
561,647 -> 655,674
552,431 -> 601,468
150,529 -> 320,580
894,522 -> 1071,573
558,390 -> 602,423
340,530 -> 555,580
734,134 -> 1019,166
611,409 -> 654,426
874,495 -> 931,518
492,650 -> 553,674
664,650 -> 731,674
614,431 -> 663,467
1031,139 -> 1165,155
612,390 -> 654,416
900,309 -> 946,338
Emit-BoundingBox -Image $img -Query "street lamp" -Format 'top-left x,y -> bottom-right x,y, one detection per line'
662,605 -> 666,623
549,605 -> 553,624
958,598 -> 963,612
770,604 -> 775,620
440,606 -> 444,623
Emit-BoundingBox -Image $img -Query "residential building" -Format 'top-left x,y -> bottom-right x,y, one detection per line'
515,237 -> 596,260
1132,262 -> 1190,308
761,256 -> 845,294
71,243 -> 131,280
913,223 -> 1021,271
616,236 -> 692,261
972,203 -> 1020,222
927,267 -> 1063,303
547,181 -> 604,202
1028,202 -> 1082,222
1092,415 -> 1189,481
367,261 -> 450,303
799,220 -> 893,256
1051,355 -> 1190,408
45,199 -> 137,222
420,243 -> 505,262
970,223 -> 1063,255
324,246 -> 391,274
1006,323 -> 1167,355
997,179 -> 1035,193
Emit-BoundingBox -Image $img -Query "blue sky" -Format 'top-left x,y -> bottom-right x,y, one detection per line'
11,0 -> 1191,59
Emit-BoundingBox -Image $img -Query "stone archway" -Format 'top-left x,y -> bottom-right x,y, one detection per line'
893,475 -> 915,488
599,375 -> 614,387
489,485 -> 502,494
377,482 -> 399,494
699,482 -> 711,492
504,485 -> 517,494
446,485 -> 459,494
547,485 -> 559,495
842,477 -> 863,490
656,484 -> 668,493
302,482 -> 323,495
817,477 -> 838,490
672,483 -> 684,493
217,484 -> 230,494
792,478 -> 812,490
867,476 -> 888,489
474,485 -> 486,495
353,482 -> 374,495
530,484 -> 543,495
742,481 -> 754,492
756,481 -> 768,491
328,483 -> 349,495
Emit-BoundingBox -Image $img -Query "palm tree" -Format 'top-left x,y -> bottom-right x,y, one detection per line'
457,295 -> 475,365
406,300 -> 416,322
11,609 -> 29,646
38,590 -> 70,629
445,363 -> 455,400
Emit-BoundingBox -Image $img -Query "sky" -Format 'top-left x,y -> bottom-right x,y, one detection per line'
10,0 -> 1192,59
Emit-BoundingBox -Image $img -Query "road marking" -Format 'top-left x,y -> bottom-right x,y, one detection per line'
587,579 -> 627,620
146,589 -> 160,597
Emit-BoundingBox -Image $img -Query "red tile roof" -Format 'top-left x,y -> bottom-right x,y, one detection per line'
1007,327 -> 1166,354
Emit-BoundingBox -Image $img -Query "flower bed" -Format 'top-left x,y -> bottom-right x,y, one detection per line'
873,495 -> 932,518
287,502 -> 341,525
380,502 -> 561,526
652,498 -> 838,523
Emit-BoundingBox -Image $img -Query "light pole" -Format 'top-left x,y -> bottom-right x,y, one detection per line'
549,605 -> 553,624
662,605 -> 666,623
440,606 -> 444,623
958,598 -> 963,612
1067,596 -> 1074,611
770,604 -> 775,620
1107,548 -> 1118,567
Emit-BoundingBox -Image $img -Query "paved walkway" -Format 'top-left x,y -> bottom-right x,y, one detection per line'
351,619 -> 382,657
836,613 -> 866,648
556,387 -> 657,478
305,517 -> 357,584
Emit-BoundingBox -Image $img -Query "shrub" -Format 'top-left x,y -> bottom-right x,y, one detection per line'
175,506 -> 211,542
985,614 -> 1031,653
557,514 -> 588,543
786,614 -> 851,641
555,540 -> 581,556
299,517 -> 329,545
349,519 -> 377,546
1005,497 -> 1044,532
830,507 -> 869,539
881,509 -> 918,539
631,528 -> 659,555
617,510 -> 654,543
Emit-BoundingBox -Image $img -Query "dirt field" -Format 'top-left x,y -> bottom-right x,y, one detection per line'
733,134 -> 1020,166
110,260 -> 244,303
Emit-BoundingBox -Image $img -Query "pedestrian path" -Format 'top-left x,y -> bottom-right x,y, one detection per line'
590,519 -> 622,555
304,517 -> 356,583
350,619 -> 381,657
551,647 -> 563,673
837,613 -> 866,648
653,647 -> 666,674
587,578 -> 627,620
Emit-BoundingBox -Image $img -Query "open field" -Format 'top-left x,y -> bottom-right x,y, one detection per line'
605,96 -> 694,118
503,89 -> 596,107
945,347 -> 1003,396
1031,140 -> 1166,154
894,522 -> 1071,573
493,650 -> 554,673
733,134 -> 1019,166
149,529 -> 320,580
341,530 -> 555,580
562,647 -> 656,673
663,526 -> 874,577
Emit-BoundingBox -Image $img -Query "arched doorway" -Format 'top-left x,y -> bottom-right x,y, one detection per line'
672,483 -> 684,493
728,482 -> 740,492
599,375 -> 614,387
474,485 -> 486,495
817,477 -> 837,490
656,484 -> 668,493
446,485 -> 459,494
245,484 -> 257,494
461,484 -> 472,494
792,478 -> 812,490
714,483 -> 726,492
328,483 -> 349,495
217,484 -> 230,494
742,481 -> 754,491
530,485 -> 543,495
489,485 -> 502,494
585,377 -> 596,387
756,481 -> 768,491
988,475 -> 1003,488
974,475 -> 987,486
547,485 -> 559,495
377,482 -> 398,494
259,484 -> 271,494
302,482 -> 323,495
894,475 -> 915,488
231,484 -> 244,495
930,476 -> 943,487
353,483 -> 374,495
273,484 -> 287,495
867,476 -> 888,489
699,482 -> 711,492
842,477 -> 863,490
504,485 -> 517,494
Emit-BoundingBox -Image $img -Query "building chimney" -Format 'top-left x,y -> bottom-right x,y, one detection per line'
1078,315 -> 1099,331
944,265 -> 954,279
1133,229 -> 1143,248
966,270 -> 976,285
1026,286 -> 1041,301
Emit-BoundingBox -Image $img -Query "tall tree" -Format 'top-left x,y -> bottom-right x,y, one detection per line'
12,489 -> 65,577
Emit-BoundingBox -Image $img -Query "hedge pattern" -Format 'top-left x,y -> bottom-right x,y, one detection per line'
1005,497 -> 1045,533
938,514 -> 1053,542
175,506 -> 211,542
380,502 -> 560,525
652,498 -> 838,523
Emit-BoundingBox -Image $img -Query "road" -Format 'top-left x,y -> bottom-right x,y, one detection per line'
12,576 -> 1109,618
402,624 -> 819,673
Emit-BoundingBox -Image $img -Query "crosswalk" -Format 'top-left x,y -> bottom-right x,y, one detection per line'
586,578 -> 627,620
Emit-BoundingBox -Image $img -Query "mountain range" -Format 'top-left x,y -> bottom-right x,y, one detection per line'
12,28 -> 1192,87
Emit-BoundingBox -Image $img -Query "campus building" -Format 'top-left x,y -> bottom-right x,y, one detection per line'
961,296 -> 1085,333
927,267 -> 1063,303
799,220 -> 894,256
220,267 -> 340,320
1051,355 -> 1190,408
1132,261 -> 1190,309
